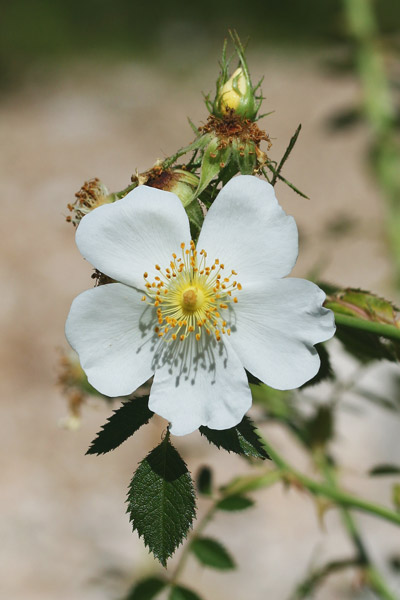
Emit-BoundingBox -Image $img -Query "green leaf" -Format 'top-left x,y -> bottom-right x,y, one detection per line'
127,435 -> 196,566
304,405 -> 334,448
369,464 -> 400,476
86,396 -> 154,455
335,326 -> 398,363
169,585 -> 203,600
200,415 -> 269,460
196,466 -> 213,496
300,344 -> 334,388
216,495 -> 254,511
125,576 -> 166,600
190,537 -> 235,570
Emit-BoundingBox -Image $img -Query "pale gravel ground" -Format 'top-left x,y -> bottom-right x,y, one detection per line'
1,52 -> 400,599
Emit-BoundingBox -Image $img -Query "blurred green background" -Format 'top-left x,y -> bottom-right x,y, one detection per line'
1,0 -> 400,87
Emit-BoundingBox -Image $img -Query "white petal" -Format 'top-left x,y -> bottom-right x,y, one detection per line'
65,283 -> 155,396
229,278 -> 335,390
75,185 -> 191,288
148,336 -> 252,435
197,175 -> 298,284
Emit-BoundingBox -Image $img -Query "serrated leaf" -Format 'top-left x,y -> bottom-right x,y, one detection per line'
200,415 -> 269,460
196,466 -> 213,496
216,495 -> 254,511
369,464 -> 400,476
127,435 -> 196,566
190,537 -> 235,570
169,585 -> 203,600
86,396 -> 154,455
300,344 -> 334,388
125,576 -> 166,600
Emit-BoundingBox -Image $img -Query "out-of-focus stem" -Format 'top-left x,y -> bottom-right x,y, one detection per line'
342,0 -> 400,285
314,451 -> 397,600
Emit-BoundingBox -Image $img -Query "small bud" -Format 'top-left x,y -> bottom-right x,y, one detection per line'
68,178 -> 114,226
211,33 -> 262,121
144,167 -> 200,208
218,68 -> 247,113
214,66 -> 257,120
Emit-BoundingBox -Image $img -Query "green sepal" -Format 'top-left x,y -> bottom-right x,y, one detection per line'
185,199 -> 204,240
200,415 -> 269,460
190,537 -> 236,570
195,136 -> 232,198
125,576 -> 166,600
86,395 -> 154,455
232,138 -> 256,175
216,495 -> 254,511
196,466 -> 213,496
169,585 -> 203,600
126,435 -> 196,566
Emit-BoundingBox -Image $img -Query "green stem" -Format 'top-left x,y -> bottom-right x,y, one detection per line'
113,182 -> 137,199
260,437 -> 400,527
170,502 -> 217,585
333,312 -> 400,342
291,558 -> 362,599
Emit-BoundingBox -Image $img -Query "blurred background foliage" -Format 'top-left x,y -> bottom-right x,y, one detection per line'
1,0 -> 400,89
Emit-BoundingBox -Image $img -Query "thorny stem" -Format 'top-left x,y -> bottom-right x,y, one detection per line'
290,558 -> 362,599
333,312 -> 400,342
259,436 -> 400,527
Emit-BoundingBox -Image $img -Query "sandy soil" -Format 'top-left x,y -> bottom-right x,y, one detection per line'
1,52 -> 400,599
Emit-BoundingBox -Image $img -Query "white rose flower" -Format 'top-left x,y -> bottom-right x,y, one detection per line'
65,175 -> 335,435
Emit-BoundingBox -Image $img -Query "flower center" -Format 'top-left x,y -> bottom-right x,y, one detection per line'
181,286 -> 204,312
141,240 -> 242,343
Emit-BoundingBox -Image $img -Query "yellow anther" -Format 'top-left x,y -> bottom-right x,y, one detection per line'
237,283 -> 242,290
233,297 -> 238,303
143,272 -> 148,278
141,296 -> 146,301
180,242 -> 185,249
180,334 -> 185,341
154,326 -> 159,333
155,264 -> 161,270
172,333 -> 177,340
215,259 -> 219,265
196,333 -> 201,341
